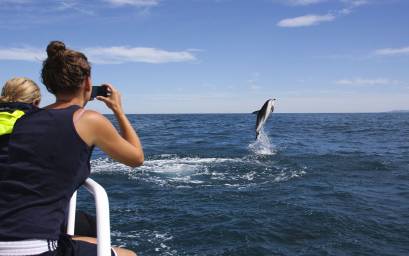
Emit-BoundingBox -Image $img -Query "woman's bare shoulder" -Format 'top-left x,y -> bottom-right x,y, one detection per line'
81,109 -> 107,122
76,109 -> 113,131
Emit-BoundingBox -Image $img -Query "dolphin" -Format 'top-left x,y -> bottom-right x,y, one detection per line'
253,99 -> 276,139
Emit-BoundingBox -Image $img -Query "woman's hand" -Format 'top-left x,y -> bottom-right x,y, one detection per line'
96,83 -> 123,114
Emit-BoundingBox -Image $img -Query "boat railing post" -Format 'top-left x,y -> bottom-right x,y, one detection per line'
67,191 -> 77,236
67,178 -> 112,256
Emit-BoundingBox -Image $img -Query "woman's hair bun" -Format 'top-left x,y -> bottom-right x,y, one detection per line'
46,41 -> 66,57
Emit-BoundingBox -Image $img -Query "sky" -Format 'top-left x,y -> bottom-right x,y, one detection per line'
0,0 -> 408,113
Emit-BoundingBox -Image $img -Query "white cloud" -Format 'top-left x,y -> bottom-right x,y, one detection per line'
277,14 -> 335,27
337,0 -> 369,15
335,78 -> 403,86
0,47 -> 45,61
283,0 -> 327,6
84,46 -> 196,64
279,0 -> 369,6
247,72 -> 261,90
338,8 -> 352,15
104,0 -> 159,6
374,46 -> 409,56
341,0 -> 368,7
0,0 -> 31,4
277,0 -> 369,28
0,46 -> 197,64
57,1 -> 95,15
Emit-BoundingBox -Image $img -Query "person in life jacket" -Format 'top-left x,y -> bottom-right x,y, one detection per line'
0,77 -> 41,131
0,78 -> 41,157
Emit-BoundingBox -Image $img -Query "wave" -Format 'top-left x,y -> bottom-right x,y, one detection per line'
91,155 -> 245,174
90,154 -> 306,188
139,155 -> 245,174
111,230 -> 176,256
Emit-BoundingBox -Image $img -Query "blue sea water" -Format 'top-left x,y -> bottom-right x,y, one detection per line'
78,113 -> 409,256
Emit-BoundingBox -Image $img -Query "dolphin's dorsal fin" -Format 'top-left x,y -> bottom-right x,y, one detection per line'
252,110 -> 259,114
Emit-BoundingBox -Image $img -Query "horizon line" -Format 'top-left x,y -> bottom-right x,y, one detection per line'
100,111 -> 408,115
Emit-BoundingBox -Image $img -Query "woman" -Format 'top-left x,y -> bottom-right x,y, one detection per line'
0,41 -> 144,256
0,77 -> 40,158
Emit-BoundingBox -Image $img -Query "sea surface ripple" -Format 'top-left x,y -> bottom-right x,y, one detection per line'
76,113 -> 409,256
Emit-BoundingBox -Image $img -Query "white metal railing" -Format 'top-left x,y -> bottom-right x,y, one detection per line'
67,178 -> 112,256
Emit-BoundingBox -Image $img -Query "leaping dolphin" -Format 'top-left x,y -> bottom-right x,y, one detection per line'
253,99 -> 276,139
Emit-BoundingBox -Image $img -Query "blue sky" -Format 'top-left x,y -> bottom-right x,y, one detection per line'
0,0 -> 408,113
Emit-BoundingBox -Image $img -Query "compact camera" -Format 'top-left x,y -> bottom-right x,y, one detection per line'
90,85 -> 108,100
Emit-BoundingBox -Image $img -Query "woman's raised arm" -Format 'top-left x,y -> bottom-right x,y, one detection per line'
75,84 -> 144,167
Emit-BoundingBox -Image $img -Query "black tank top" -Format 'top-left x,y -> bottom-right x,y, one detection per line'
0,105 -> 92,240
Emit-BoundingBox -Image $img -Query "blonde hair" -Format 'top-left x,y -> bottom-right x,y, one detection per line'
0,77 -> 41,105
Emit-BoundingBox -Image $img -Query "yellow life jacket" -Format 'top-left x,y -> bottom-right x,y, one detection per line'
0,110 -> 25,136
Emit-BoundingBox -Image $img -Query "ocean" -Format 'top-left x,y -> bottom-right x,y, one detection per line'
77,113 -> 409,256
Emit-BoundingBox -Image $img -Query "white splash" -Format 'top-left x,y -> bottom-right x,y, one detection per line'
139,156 -> 243,174
248,129 -> 277,155
90,158 -> 130,173
90,154 -> 306,187
273,169 -> 307,182
91,156 -> 245,174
